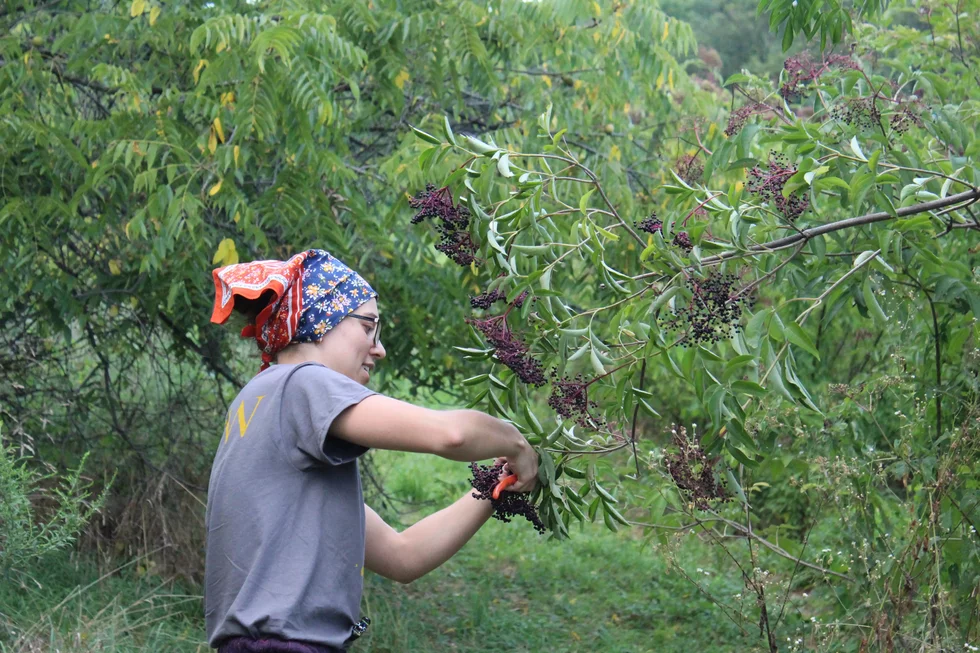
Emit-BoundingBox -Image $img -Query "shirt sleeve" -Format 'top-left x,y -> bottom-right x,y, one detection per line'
278,362 -> 377,468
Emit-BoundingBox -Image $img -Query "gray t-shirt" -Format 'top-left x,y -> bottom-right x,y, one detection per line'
205,362 -> 377,649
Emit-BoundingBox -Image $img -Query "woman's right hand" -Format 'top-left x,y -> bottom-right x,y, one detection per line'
502,443 -> 539,493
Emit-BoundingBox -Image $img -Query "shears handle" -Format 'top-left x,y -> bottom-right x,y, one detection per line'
491,474 -> 518,500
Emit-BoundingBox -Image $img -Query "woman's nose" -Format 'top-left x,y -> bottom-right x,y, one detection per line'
371,341 -> 386,360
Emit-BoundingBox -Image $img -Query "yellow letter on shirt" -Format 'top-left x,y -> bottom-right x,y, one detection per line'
236,395 -> 266,439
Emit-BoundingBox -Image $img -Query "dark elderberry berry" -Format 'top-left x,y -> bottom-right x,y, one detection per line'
664,426 -> 731,511
466,316 -> 547,387
662,272 -> 752,346
747,153 -> 809,221
470,288 -> 506,310
409,185 -> 480,266
469,462 -> 546,533
672,232 -> 693,252
547,371 -> 606,429
636,214 -> 663,235
675,153 -> 704,185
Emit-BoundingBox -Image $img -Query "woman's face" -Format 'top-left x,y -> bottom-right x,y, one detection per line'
314,298 -> 386,385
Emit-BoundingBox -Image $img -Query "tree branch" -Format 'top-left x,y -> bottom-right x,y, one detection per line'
700,188 -> 980,265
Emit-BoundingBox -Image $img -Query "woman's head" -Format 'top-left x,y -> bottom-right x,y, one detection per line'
211,249 -> 384,382
277,296 -> 386,384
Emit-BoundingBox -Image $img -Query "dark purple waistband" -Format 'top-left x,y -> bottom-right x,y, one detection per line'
218,637 -> 343,653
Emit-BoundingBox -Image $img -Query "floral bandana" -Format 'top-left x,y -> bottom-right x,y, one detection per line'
210,249 -> 377,372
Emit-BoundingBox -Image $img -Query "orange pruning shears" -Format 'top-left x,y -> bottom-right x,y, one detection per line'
492,474 -> 518,500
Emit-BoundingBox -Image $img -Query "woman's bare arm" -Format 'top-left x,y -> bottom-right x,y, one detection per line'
363,493 -> 494,584
330,395 -> 537,491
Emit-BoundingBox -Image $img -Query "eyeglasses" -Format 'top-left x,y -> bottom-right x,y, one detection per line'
347,314 -> 382,347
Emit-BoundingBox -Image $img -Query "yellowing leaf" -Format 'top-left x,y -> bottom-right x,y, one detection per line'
233,145 -> 240,167
149,6 -> 160,25
208,179 -> 222,196
394,70 -> 410,90
213,117 -> 225,143
220,91 -> 235,105
208,128 -> 217,154
212,238 -> 239,266
609,144 -> 621,162
591,0 -> 601,16
109,259 -> 122,275
91,159 -> 99,168
656,71 -> 664,90
109,305 -> 119,317
130,0 -> 145,17
542,75 -> 551,88
662,20 -> 669,41
132,141 -> 143,155
216,41 -> 227,53
233,211 -> 241,223
193,59 -> 208,84
735,181 -> 744,192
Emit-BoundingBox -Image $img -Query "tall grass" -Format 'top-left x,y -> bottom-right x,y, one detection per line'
2,449 -> 829,652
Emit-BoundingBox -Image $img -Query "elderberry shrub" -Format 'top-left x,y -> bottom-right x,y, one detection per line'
663,272 -> 751,346
467,316 -> 547,387
469,461 -> 546,533
747,153 -> 810,221
409,184 -> 480,266
547,371 -> 606,429
664,426 -> 731,511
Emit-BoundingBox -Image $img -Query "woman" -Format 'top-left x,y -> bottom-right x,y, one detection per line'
205,249 -> 538,653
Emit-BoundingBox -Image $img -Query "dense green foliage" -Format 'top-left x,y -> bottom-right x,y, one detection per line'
2,0 -> 979,650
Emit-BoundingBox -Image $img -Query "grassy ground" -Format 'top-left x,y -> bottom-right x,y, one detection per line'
1,449 -> 802,652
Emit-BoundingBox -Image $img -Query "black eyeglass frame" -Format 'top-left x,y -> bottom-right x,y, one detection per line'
347,314 -> 382,346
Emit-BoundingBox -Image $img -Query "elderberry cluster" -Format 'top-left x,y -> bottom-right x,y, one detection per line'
664,426 -> 731,511
409,184 -> 480,266
779,53 -> 858,100
664,273 -> 750,346
467,316 -> 547,387
672,232 -> 693,252
470,288 -> 505,310
635,214 -> 692,251
747,153 -> 810,221
470,288 -> 529,310
829,96 -> 882,131
725,102 -> 767,137
675,153 -> 704,185
469,462 -> 546,533
547,372 -> 606,429
890,103 -> 924,135
636,214 -> 662,234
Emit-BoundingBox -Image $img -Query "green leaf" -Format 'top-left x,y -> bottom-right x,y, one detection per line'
785,322 -> 820,359
579,188 -> 595,215
496,153 -> 514,178
725,468 -> 748,505
862,279 -> 888,325
441,116 -> 457,146
849,136 -> 867,161
410,125 -> 441,144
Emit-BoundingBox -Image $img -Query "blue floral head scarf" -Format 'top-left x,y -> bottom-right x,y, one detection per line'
294,249 -> 378,344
